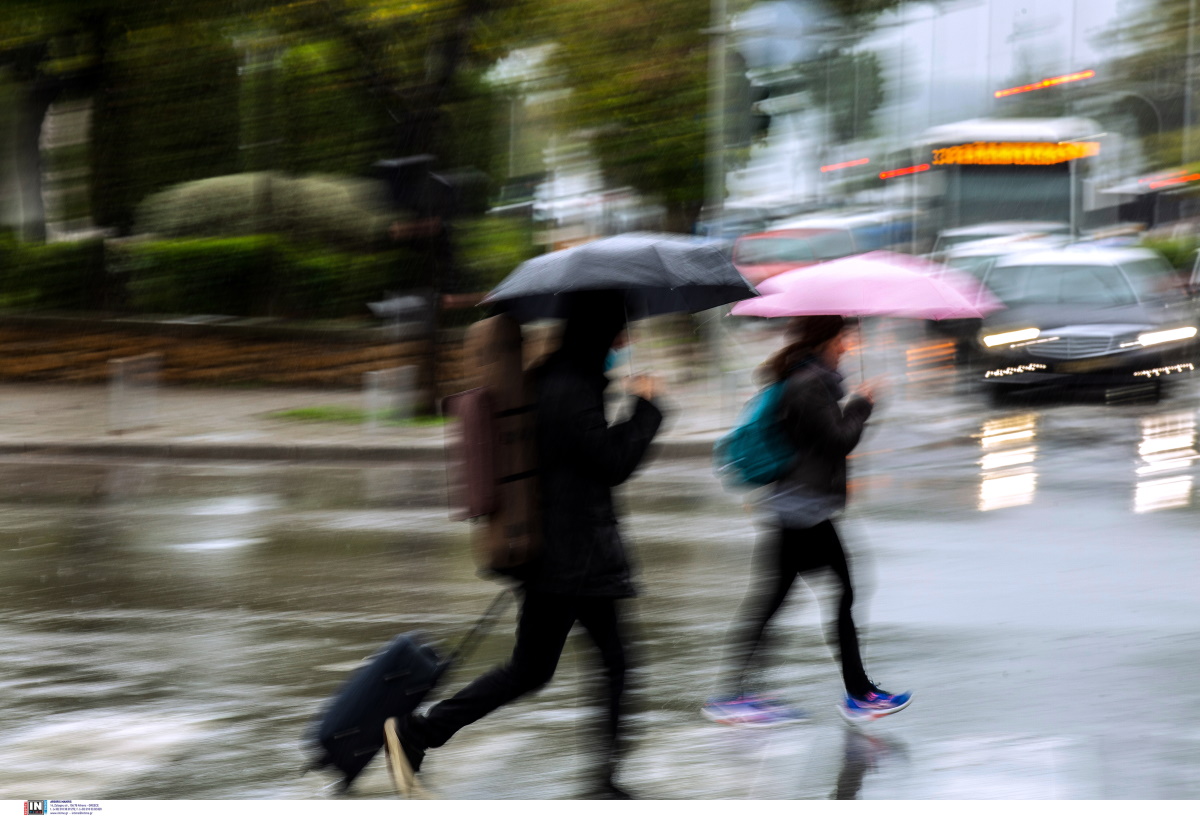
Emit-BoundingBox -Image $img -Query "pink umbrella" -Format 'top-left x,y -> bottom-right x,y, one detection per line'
738,250 -> 1001,319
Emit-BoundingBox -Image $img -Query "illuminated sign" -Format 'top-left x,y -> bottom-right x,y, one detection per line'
994,69 -> 1095,98
933,141 -> 1098,166
879,163 -> 930,180
820,158 -> 870,172
1145,172 -> 1200,190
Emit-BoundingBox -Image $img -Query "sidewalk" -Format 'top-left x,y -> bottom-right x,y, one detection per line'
0,369 -> 744,462
0,321 -> 972,462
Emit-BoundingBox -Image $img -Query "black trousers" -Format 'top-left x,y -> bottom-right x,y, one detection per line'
418,588 -> 627,768
724,519 -> 872,698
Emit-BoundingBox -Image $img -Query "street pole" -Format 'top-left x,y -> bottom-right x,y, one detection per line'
705,0 -> 728,220
1070,158 -> 1077,237
1186,0 -> 1198,169
705,0 -> 729,409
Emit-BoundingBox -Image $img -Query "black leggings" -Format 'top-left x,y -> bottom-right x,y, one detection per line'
724,519 -> 872,698
417,589 -> 627,764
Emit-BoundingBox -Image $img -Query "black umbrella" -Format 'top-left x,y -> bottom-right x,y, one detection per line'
480,232 -> 758,321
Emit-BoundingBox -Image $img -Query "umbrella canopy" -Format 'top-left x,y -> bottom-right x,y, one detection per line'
482,232 -> 758,320
733,251 -> 1001,320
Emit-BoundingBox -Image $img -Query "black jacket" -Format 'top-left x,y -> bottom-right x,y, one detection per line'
521,353 -> 663,598
776,357 -> 872,500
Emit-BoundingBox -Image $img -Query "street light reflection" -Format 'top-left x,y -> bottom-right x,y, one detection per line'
977,414 -> 1038,512
1134,412 -> 1197,513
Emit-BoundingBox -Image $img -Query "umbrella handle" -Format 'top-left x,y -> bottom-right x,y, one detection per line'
858,318 -> 866,382
624,303 -> 636,377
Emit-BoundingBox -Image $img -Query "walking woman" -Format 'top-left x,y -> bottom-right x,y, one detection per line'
703,315 -> 911,726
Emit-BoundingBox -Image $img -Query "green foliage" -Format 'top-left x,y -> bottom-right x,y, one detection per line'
1139,236 -> 1198,271
108,235 -> 419,318
268,405 -> 447,426
548,0 -> 711,222
275,242 -> 418,317
277,38 -> 395,176
803,51 -> 885,143
114,235 -> 277,315
91,23 -> 241,234
440,67 -> 502,188
453,214 -> 538,290
0,238 -> 106,310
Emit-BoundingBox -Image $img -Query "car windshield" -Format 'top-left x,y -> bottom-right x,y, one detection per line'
984,262 -> 1157,306
1119,257 -> 1180,298
946,254 -> 997,280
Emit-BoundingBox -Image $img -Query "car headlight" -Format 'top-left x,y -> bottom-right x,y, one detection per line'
982,328 -> 1040,347
1138,326 -> 1198,346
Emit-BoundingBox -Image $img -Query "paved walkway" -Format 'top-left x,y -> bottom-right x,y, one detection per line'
0,320 -> 975,461
0,328 -> 771,461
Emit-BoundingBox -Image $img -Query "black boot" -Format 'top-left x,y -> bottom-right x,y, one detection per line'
590,778 -> 633,799
396,713 -> 429,772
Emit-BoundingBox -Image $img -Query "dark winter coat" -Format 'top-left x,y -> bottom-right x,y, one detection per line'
521,353 -> 663,598
775,357 -> 872,502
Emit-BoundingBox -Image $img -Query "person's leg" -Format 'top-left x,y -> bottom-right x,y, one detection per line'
793,520 -> 872,697
576,597 -> 629,793
720,525 -> 803,697
413,589 -> 576,750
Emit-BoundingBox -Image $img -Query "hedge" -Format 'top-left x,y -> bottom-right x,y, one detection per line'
0,216 -> 524,318
0,237 -> 108,311
109,236 -> 425,318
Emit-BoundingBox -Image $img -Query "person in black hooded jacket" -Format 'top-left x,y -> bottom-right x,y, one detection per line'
392,290 -> 664,798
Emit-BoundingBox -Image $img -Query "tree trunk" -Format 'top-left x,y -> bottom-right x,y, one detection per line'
14,83 -> 58,243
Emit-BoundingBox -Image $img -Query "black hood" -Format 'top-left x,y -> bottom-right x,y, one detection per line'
555,290 -> 628,374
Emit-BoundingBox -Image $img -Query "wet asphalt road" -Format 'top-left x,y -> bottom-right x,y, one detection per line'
2,325 -> 1200,800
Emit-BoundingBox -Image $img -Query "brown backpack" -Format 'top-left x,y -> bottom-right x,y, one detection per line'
445,314 -> 541,573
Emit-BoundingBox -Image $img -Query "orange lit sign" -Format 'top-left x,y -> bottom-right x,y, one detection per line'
994,69 -> 1095,98
1146,172 -> 1200,190
821,157 -> 870,172
879,163 -> 931,180
933,141 -> 1098,166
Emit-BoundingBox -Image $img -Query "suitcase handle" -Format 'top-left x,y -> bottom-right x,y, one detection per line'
440,588 -> 514,670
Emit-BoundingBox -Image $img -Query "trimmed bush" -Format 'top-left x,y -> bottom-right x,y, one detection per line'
135,173 -> 394,251
109,235 -> 424,319
1,238 -> 107,311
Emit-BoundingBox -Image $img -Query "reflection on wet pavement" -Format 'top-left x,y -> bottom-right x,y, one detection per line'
977,414 -> 1038,512
1134,411 -> 1197,514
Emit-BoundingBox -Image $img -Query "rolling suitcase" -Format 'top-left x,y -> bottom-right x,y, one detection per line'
306,589 -> 512,790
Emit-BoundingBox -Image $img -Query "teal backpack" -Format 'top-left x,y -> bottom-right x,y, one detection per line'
713,379 -> 795,488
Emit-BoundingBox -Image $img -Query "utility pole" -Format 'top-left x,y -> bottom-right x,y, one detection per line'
1186,0 -> 1198,168
705,0 -> 728,220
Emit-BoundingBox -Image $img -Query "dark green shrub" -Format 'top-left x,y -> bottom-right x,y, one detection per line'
1140,237 -> 1198,271
111,236 -> 420,318
115,236 -> 277,316
454,215 -> 538,291
277,246 -> 424,318
1,239 -> 107,311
